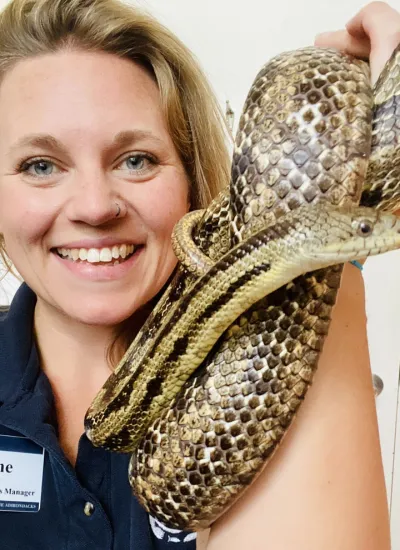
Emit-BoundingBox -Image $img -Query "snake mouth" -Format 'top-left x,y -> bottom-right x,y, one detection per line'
308,241 -> 400,264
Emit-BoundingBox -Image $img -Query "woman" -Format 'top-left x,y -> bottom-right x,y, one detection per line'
0,0 -> 396,548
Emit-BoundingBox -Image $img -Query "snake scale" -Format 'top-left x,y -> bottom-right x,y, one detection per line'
85,45 -> 400,530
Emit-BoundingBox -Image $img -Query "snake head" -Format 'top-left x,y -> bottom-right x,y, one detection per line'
300,203 -> 400,265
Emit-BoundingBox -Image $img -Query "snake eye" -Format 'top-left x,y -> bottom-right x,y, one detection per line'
357,220 -> 373,237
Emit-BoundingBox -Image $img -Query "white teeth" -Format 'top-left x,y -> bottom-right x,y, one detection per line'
57,243 -> 136,264
100,248 -> 112,262
87,249 -> 100,264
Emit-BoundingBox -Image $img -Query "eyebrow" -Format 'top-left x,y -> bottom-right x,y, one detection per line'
111,130 -> 165,149
9,134 -> 69,156
8,129 -> 165,155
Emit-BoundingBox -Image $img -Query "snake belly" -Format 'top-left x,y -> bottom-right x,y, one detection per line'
85,46 -> 400,530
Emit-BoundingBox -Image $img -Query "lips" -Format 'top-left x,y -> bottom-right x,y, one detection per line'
55,243 -> 136,264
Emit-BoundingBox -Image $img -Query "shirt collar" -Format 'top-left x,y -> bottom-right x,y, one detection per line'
0,283 -> 41,404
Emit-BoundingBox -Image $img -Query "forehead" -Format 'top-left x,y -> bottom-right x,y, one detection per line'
0,50 -> 167,144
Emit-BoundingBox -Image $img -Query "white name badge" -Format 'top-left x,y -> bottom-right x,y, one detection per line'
0,435 -> 45,512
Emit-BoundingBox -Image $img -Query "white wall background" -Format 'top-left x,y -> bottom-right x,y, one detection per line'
0,0 -> 399,543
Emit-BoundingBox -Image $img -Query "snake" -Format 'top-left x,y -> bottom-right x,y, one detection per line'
84,44 -> 400,530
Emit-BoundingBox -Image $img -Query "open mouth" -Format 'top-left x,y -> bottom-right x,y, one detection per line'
53,243 -> 140,266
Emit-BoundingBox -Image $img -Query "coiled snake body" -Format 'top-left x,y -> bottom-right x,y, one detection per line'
85,46 -> 400,530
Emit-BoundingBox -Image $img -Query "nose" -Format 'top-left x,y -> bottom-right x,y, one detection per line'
66,169 -> 122,226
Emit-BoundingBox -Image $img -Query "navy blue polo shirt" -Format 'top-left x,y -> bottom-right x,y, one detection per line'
0,284 -> 197,550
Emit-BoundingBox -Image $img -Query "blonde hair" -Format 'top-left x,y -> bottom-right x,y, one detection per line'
0,0 -> 231,359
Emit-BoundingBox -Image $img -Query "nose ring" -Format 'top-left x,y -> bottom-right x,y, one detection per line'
115,202 -> 121,218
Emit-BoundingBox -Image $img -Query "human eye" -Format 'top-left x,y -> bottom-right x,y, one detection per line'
18,158 -> 60,179
116,153 -> 157,176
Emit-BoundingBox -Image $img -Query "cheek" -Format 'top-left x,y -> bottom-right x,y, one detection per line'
141,177 -> 189,239
0,184 -> 54,247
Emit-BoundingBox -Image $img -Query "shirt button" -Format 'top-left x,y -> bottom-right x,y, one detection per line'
83,502 -> 95,517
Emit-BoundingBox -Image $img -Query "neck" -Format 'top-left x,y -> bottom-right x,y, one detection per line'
33,299 -> 126,465
34,299 -> 118,383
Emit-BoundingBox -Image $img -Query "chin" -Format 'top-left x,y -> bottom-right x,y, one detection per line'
60,297 -> 139,327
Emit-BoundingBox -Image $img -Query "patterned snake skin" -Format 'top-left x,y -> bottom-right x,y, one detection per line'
85,46 -> 400,530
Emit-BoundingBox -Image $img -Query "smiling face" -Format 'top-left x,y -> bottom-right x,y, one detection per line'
0,50 -> 190,326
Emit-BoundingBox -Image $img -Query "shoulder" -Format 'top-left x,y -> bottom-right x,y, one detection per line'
0,285 -> 37,402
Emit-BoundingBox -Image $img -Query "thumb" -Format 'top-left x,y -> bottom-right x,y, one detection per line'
346,2 -> 400,84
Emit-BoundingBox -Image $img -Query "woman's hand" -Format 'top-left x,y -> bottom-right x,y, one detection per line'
315,1 -> 400,218
315,1 -> 400,84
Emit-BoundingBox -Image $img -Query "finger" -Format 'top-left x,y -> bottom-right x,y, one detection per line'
314,29 -> 370,59
346,1 -> 400,37
346,2 -> 400,83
